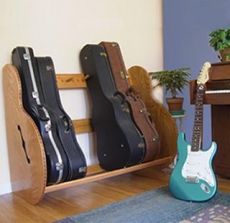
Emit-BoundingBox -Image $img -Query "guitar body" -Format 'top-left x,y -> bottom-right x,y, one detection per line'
169,132 -> 217,201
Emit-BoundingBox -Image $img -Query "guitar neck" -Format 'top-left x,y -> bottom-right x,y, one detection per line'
191,84 -> 205,151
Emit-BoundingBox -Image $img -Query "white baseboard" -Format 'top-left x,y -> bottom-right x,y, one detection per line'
0,182 -> 12,196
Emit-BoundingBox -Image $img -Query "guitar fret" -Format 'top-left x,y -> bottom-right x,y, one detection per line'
193,130 -> 202,134
193,130 -> 202,133
193,129 -> 202,131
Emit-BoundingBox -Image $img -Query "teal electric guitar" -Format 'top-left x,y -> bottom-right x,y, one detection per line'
169,62 -> 217,202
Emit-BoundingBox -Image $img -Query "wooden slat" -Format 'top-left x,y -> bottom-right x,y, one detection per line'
73,118 -> 93,134
45,156 -> 173,193
56,74 -> 87,89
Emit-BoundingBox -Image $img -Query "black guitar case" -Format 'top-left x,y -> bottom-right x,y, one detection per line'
12,47 -> 87,185
80,44 -> 145,170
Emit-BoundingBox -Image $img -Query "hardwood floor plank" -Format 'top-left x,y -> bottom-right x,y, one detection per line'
0,167 -> 229,223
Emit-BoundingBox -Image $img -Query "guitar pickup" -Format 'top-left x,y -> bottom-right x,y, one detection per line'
185,176 -> 199,184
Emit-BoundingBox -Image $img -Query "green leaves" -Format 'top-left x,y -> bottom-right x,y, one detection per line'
149,68 -> 190,98
209,28 -> 230,51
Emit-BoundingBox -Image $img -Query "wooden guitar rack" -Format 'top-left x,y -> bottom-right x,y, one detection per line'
3,64 -> 173,204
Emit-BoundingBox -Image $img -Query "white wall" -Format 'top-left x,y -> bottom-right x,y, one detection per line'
0,0 -> 163,195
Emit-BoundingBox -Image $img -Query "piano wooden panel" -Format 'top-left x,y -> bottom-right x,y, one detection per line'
209,62 -> 230,80
212,105 -> 230,177
190,62 -> 230,178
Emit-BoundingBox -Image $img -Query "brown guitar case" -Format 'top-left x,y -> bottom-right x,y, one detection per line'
128,66 -> 178,157
100,42 -> 160,162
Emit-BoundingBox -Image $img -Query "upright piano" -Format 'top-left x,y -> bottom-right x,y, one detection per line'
190,62 -> 230,178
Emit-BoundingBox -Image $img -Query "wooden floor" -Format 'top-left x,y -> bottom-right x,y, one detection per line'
0,166 -> 229,223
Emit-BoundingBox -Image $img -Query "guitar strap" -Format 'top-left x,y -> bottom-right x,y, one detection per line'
100,42 -> 160,161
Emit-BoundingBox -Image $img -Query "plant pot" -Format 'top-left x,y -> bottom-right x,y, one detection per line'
166,97 -> 184,112
219,48 -> 230,62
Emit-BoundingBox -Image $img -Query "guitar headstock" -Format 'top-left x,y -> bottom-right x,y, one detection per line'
197,62 -> 211,85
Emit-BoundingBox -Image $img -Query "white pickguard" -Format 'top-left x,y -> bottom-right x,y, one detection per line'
181,144 -> 216,187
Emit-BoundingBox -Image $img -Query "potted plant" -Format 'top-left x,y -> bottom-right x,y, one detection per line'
209,28 -> 230,62
149,68 -> 190,112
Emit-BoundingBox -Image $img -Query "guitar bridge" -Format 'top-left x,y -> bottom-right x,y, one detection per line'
185,176 -> 199,184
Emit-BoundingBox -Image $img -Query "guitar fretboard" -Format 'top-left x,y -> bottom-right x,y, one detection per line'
191,84 -> 205,151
